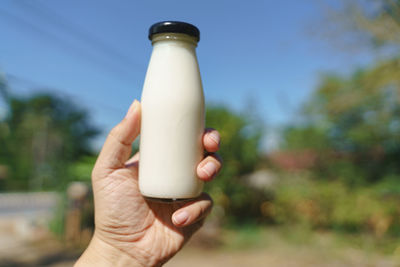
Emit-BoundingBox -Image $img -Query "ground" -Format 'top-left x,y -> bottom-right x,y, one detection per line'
0,193 -> 398,266
1,227 -> 399,267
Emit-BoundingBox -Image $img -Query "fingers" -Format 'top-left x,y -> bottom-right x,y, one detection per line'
203,128 -> 220,153
197,153 -> 222,181
200,128 -> 222,181
172,193 -> 213,227
93,100 -> 141,176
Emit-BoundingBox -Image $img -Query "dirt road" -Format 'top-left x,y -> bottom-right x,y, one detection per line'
39,244 -> 398,267
166,246 -> 397,267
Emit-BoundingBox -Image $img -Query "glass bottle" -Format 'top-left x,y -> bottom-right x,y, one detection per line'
139,21 -> 205,201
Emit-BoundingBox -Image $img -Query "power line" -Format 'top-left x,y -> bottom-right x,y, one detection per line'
15,1 -> 145,72
0,7 -> 134,84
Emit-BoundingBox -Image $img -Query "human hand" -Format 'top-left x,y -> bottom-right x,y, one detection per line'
75,100 -> 222,267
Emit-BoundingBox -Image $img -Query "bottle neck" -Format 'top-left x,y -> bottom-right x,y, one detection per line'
151,33 -> 198,47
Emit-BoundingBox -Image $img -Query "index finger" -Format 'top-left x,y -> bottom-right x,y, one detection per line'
172,193 -> 213,227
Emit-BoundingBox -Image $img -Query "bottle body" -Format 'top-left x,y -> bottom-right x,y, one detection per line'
139,33 -> 205,200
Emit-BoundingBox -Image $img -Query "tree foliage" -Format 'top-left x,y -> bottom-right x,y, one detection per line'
352,0 -> 400,50
205,105 -> 265,223
320,0 -> 400,54
0,91 -> 98,191
283,1 -> 400,184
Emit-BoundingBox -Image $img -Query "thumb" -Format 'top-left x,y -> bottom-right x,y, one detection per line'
93,100 -> 141,179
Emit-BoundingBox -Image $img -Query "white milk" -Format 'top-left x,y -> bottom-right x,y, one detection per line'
139,23 -> 205,200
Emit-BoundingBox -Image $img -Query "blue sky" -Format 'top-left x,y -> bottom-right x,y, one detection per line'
0,0 -> 372,150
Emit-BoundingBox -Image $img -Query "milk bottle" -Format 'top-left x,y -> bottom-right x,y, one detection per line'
139,21 -> 205,201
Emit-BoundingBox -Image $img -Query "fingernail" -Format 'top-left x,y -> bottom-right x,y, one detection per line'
173,210 -> 189,225
209,131 -> 220,147
125,100 -> 139,119
202,161 -> 217,177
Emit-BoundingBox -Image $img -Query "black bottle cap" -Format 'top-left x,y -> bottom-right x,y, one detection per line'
148,21 -> 200,42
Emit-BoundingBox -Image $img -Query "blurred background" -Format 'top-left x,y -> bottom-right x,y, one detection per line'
1,0 -> 400,266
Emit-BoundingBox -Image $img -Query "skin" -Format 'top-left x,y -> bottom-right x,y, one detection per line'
75,100 -> 222,267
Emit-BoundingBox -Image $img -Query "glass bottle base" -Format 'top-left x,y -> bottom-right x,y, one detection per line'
144,196 -> 197,203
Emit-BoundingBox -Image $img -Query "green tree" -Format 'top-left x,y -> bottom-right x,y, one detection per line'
0,92 -> 98,191
282,1 -> 400,185
349,0 -> 400,52
320,0 -> 400,55
283,61 -> 400,184
205,105 -> 265,224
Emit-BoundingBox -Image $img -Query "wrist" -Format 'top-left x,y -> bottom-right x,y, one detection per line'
75,233 -> 144,267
